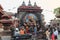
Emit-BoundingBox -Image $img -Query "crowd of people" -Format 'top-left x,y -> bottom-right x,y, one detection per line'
10,18 -> 59,40
45,27 -> 58,40
10,18 -> 40,40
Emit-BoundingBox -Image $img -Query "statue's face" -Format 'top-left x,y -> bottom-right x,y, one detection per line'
23,13 -> 38,22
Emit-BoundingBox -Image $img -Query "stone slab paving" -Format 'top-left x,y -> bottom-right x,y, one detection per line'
0,34 -> 60,40
58,34 -> 60,40
1,36 -> 11,40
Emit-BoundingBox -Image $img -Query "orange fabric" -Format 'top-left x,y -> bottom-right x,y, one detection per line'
20,30 -> 25,35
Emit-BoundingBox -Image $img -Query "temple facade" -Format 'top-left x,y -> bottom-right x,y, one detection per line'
15,0 -> 44,28
0,1 -> 46,38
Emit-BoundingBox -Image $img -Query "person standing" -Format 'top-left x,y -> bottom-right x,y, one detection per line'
19,27 -> 25,35
53,28 -> 58,40
34,26 -> 37,36
45,28 -> 50,40
26,25 -> 29,33
33,25 -> 37,40
14,28 -> 19,36
51,29 -> 55,40
51,32 -> 55,40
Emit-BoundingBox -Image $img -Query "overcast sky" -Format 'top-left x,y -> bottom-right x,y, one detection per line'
0,0 -> 60,24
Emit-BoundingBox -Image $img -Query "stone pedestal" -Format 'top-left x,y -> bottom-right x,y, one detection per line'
1,30 -> 11,36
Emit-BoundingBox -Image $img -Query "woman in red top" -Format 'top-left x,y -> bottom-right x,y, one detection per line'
51,33 -> 55,40
51,29 -> 55,40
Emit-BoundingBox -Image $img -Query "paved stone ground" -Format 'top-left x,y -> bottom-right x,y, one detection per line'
58,34 -> 60,40
1,36 -> 11,40
0,34 -> 60,40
